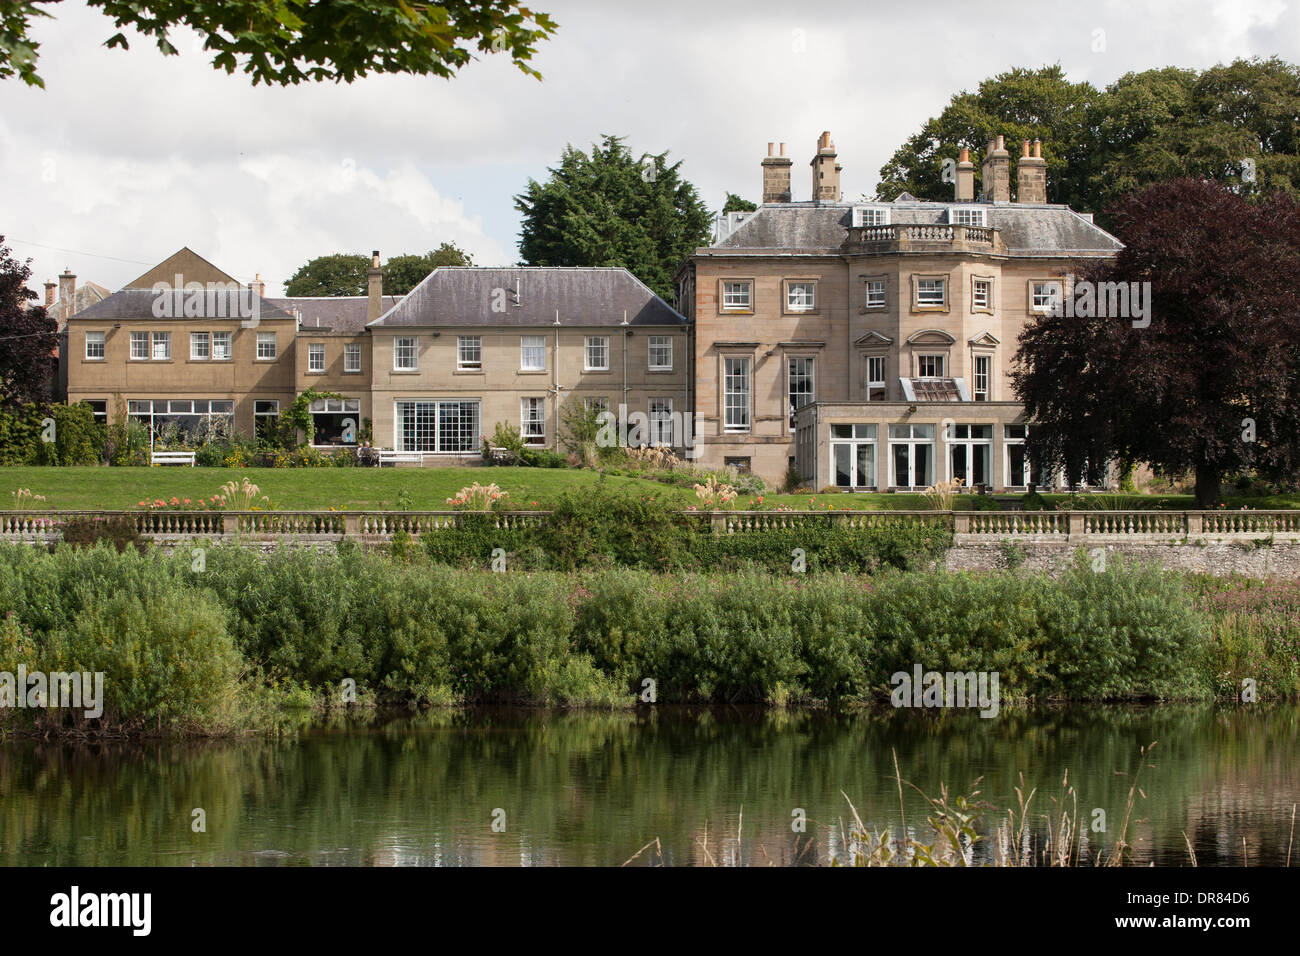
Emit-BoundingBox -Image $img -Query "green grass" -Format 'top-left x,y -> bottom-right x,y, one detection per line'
4,465 -> 1299,512
0,466 -> 697,511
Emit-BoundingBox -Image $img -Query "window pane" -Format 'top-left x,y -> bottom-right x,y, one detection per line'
521,335 -> 545,370
723,357 -> 750,431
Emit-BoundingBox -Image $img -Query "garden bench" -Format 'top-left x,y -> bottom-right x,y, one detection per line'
378,450 -> 423,467
151,451 -> 196,466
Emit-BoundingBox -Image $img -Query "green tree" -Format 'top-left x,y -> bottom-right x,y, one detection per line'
877,59 -> 1300,219
382,243 -> 474,295
2,1 -> 557,88
284,254 -> 370,297
514,135 -> 711,302
876,65 -> 1100,210
285,244 -> 474,297
721,193 -> 757,214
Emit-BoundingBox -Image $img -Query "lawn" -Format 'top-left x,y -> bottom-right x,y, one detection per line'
3,465 -> 1298,512
0,466 -> 697,511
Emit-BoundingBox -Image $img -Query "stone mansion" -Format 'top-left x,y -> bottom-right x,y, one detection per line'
58,133 -> 1122,490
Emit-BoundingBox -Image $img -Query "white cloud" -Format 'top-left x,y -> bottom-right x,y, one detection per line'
4,0 -> 1296,293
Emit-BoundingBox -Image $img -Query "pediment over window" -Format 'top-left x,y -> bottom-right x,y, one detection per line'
969,330 -> 1001,346
854,330 -> 894,347
905,328 -> 957,346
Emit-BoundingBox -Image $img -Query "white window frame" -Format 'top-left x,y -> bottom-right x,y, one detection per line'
212,330 -> 232,361
520,335 -> 546,371
457,335 -> 482,371
394,336 -> 419,371
915,278 -> 946,309
84,331 -> 105,360
1005,424 -> 1032,488
853,206 -> 891,227
723,356 -> 751,433
972,277 -> 992,312
584,335 -> 610,371
130,331 -> 149,360
948,423 -> 993,488
308,343 -> 325,373
888,424 -> 935,489
648,335 -> 672,371
190,332 -> 210,360
973,353 -> 991,401
649,398 -> 674,446
151,331 -> 171,361
395,400 -> 480,454
949,206 -> 987,227
830,424 -> 878,489
865,355 -> 887,401
521,396 -> 546,446
786,281 -> 816,313
256,331 -> 277,360
344,343 -> 362,373
864,279 -> 886,310
787,355 -> 815,431
916,354 -> 946,378
1031,280 -> 1063,314
721,281 -> 752,312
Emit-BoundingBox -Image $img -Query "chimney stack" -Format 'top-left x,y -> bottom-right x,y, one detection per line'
810,131 -> 841,202
955,147 -> 976,202
367,250 -> 384,322
44,281 -> 56,308
57,269 -> 75,324
761,141 -> 793,203
1016,138 -> 1047,204
980,135 -> 1011,202
250,273 -> 265,298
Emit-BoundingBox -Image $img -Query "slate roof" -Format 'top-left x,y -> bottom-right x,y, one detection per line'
268,296 -> 401,333
72,289 -> 296,321
370,267 -> 687,328
706,200 -> 1122,258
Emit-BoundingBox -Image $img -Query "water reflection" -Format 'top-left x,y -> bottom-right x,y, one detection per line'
0,704 -> 1295,866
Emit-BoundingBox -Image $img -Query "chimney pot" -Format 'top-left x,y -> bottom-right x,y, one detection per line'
767,142 -> 774,157
1022,140 -> 1031,158
761,140 -> 793,203
810,131 -> 841,202
1016,138 -> 1048,204
980,136 -> 1012,202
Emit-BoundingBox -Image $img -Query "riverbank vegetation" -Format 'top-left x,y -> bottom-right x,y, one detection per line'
1,542 -> 1297,736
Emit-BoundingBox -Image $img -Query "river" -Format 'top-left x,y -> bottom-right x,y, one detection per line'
1,704 -> 1295,866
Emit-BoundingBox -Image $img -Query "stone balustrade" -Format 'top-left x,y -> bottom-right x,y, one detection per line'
5,509 -> 1299,546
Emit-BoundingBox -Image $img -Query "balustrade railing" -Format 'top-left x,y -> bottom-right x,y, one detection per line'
3,509 -> 1300,544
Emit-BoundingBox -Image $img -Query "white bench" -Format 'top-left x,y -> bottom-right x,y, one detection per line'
151,451 -> 196,466
378,450 -> 423,467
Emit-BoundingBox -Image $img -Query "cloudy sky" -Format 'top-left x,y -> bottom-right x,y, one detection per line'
3,0 -> 1296,295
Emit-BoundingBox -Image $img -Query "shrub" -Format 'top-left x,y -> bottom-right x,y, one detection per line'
59,516 -> 147,554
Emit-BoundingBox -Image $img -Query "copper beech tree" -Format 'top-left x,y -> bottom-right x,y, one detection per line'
0,237 -> 59,409
1013,179 -> 1300,507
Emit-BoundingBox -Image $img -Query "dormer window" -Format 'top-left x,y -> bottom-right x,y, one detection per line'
949,206 -> 987,227
853,206 -> 891,227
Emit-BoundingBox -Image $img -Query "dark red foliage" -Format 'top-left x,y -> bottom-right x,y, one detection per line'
1013,180 -> 1300,506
